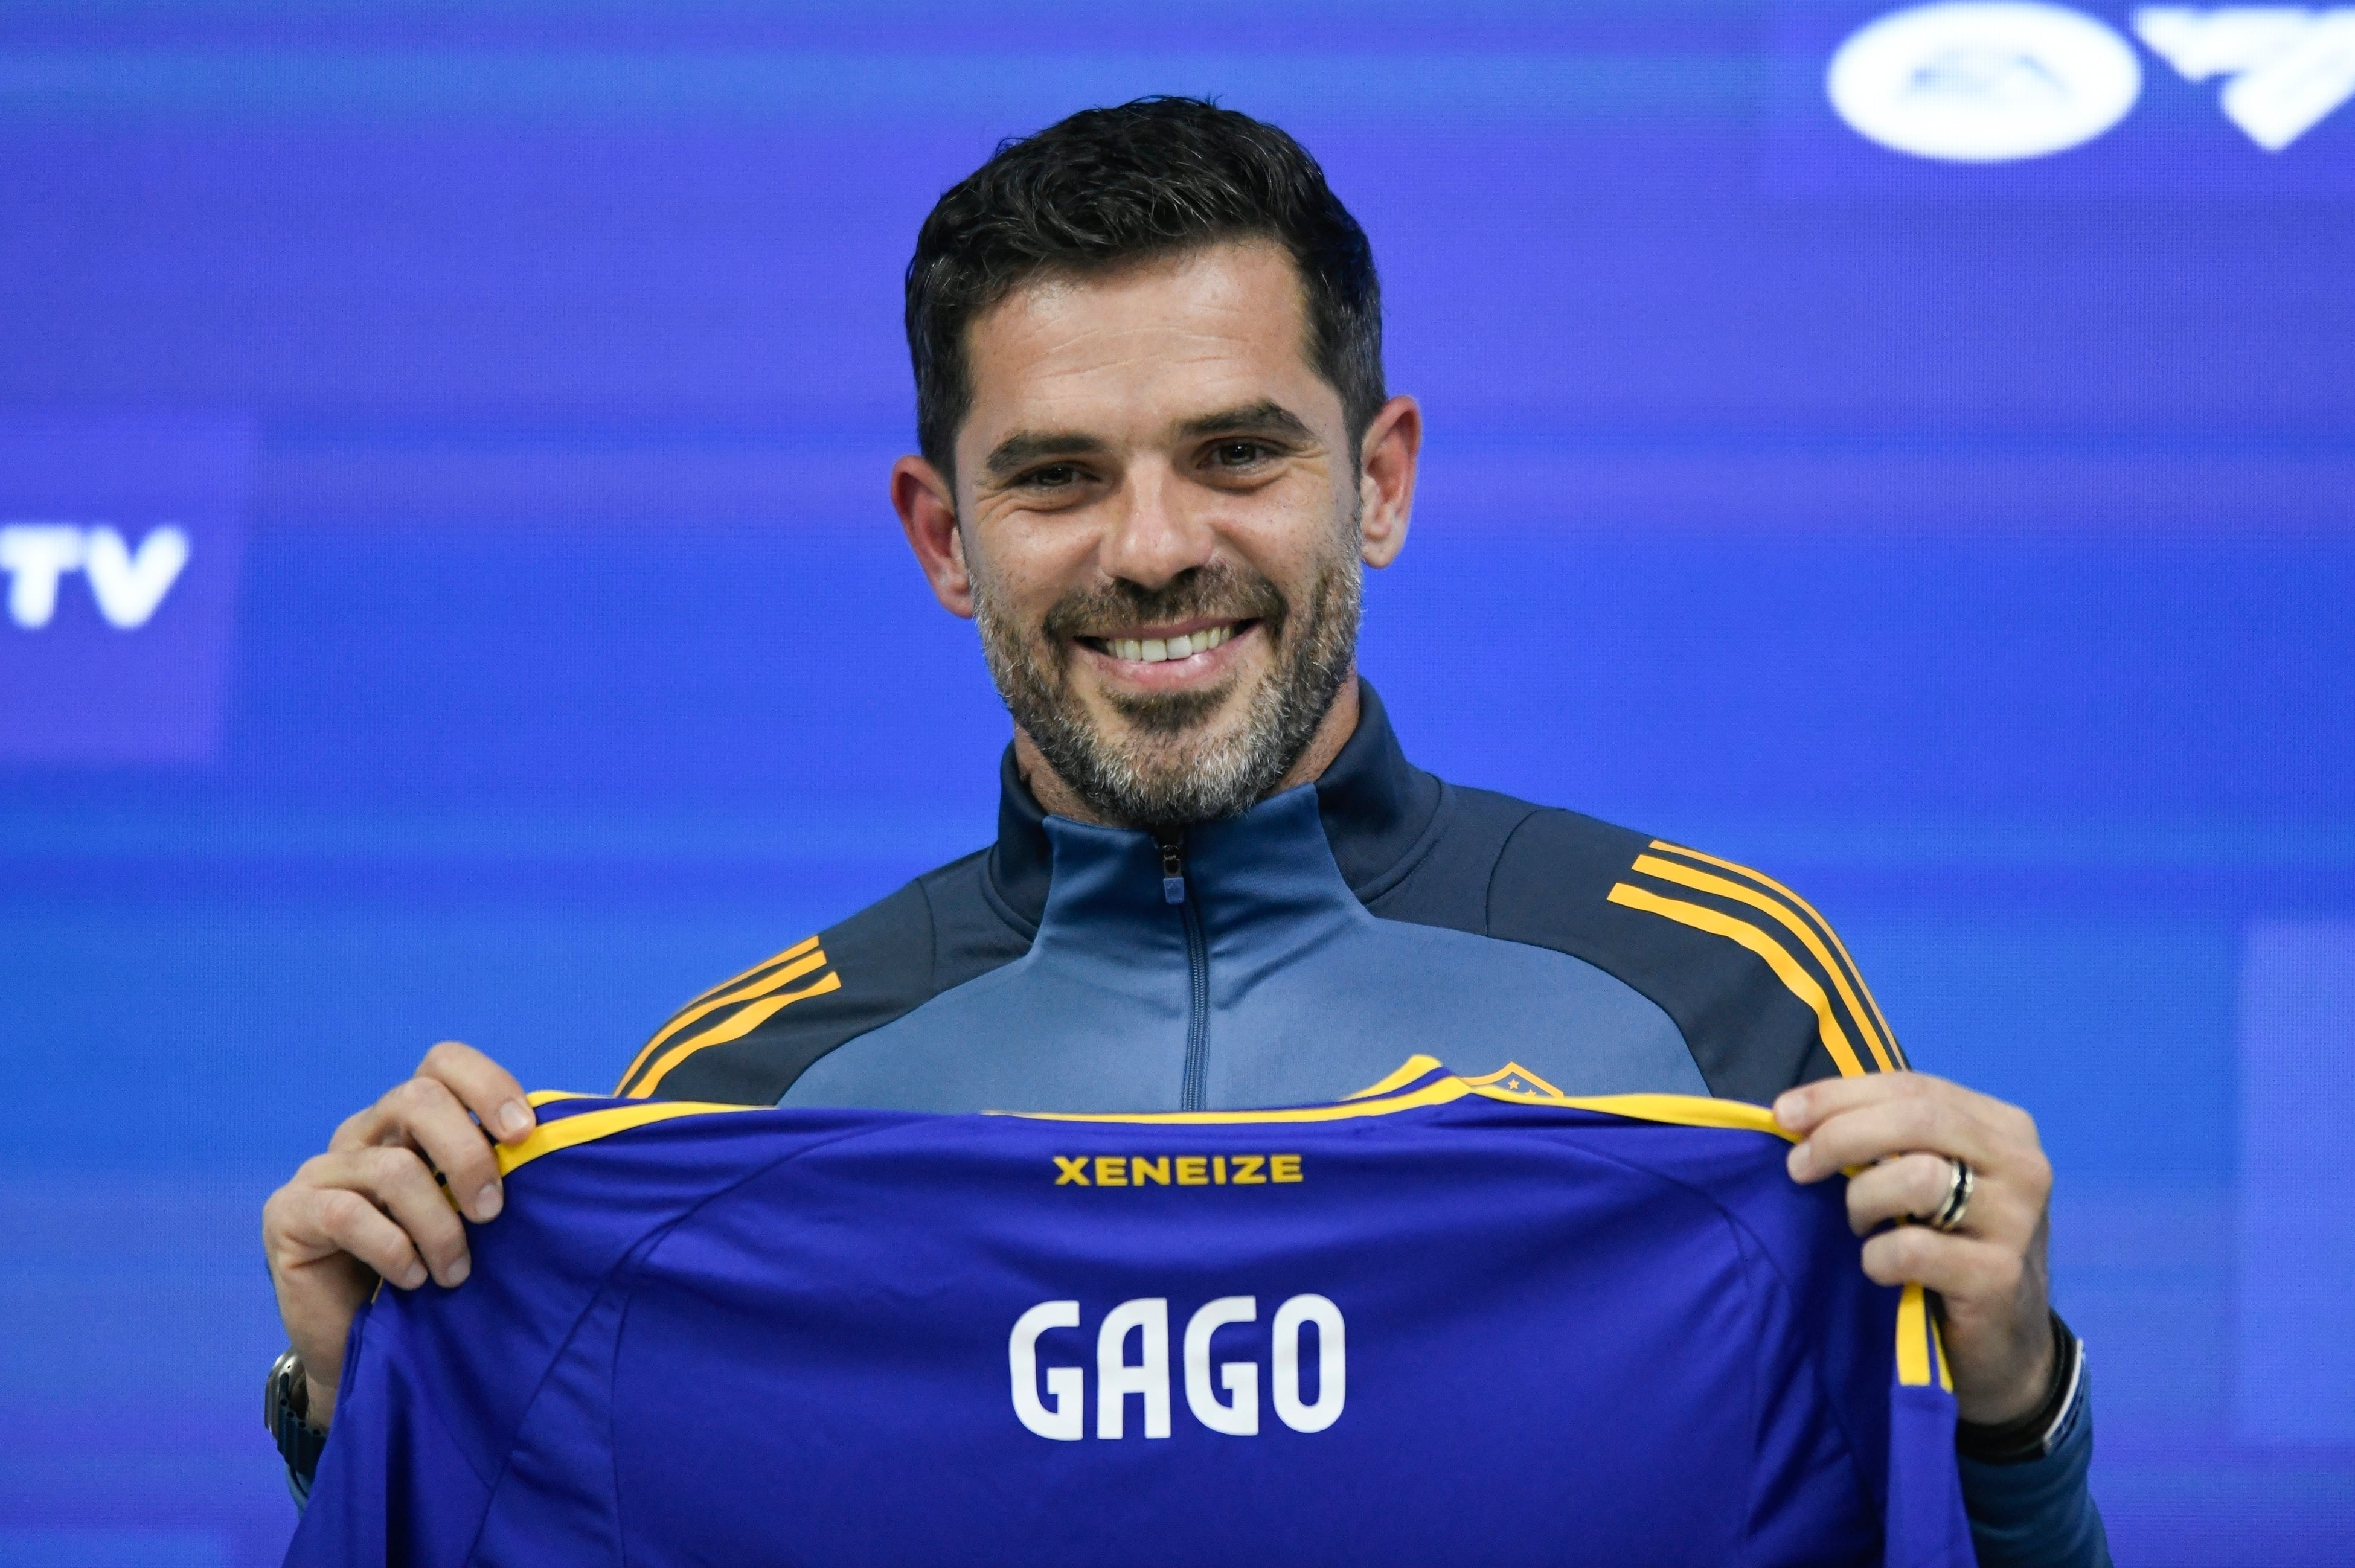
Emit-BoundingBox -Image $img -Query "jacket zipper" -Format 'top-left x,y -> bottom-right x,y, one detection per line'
1159,831 -> 1212,1112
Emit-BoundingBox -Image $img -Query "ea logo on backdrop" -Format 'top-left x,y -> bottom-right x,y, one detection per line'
1830,3 -> 2144,159
1830,4 -> 2355,159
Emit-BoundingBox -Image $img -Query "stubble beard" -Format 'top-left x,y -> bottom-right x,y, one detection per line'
973,537 -> 1362,830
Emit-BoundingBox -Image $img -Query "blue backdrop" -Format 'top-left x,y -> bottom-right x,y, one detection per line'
2,3 -> 2351,1563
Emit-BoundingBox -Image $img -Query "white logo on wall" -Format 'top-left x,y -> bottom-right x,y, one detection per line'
0,523 -> 191,630
2136,6 -> 2355,148
1830,4 -> 2355,159
1830,4 -> 2145,159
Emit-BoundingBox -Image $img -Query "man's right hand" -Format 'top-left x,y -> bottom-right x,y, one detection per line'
261,1041 -> 536,1431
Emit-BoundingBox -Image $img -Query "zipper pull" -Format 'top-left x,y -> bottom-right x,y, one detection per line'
1156,833 -> 1187,905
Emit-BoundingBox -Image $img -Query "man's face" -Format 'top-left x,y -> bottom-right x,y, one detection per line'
948,242 -> 1368,827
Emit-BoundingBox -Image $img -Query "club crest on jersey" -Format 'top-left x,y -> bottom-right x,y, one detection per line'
1010,1294 -> 1345,1441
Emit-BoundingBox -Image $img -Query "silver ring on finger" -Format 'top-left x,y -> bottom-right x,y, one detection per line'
1927,1156 -> 1973,1233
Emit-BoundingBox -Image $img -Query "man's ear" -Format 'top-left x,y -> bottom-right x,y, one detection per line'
1357,395 -> 1421,569
892,455 -> 975,619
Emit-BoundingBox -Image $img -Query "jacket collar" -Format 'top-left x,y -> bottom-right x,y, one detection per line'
984,679 -> 1443,936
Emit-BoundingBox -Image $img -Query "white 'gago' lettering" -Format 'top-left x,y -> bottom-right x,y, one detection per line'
1184,1296 -> 1261,1435
0,523 -> 191,630
1097,1298 -> 1173,1439
1009,1301 -> 1086,1441
1010,1294 -> 1346,1441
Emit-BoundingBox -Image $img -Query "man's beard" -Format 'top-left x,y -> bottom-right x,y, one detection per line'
973,546 -> 1361,830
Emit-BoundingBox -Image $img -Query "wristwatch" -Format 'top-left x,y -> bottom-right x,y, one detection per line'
1953,1308 -> 2086,1465
265,1347 -> 329,1485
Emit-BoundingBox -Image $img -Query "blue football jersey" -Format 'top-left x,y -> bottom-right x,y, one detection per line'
288,1059 -> 1975,1567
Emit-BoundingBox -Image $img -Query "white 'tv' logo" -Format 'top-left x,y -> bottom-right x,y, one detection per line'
0,523 -> 191,629
2136,7 -> 2355,149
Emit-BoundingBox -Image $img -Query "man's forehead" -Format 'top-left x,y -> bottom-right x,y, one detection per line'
979,238 -> 1305,344
959,242 -> 1334,453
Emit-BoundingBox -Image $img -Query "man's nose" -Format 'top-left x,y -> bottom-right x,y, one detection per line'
1095,466 -> 1217,591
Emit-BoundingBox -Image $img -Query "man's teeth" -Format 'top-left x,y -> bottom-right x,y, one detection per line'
1107,624 -> 1236,664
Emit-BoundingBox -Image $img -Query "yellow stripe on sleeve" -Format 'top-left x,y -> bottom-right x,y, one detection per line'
495,1098 -> 762,1176
1649,842 -> 1909,1070
682,935 -> 822,1011
1606,882 -> 1868,1078
1629,854 -> 1897,1074
625,969 -> 844,1099
614,944 -> 830,1093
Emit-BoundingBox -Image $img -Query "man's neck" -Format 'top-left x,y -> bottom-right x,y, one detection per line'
1014,673 -> 1362,828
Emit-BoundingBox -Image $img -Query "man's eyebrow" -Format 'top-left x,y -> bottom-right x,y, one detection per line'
1177,401 -> 1316,442
982,430 -> 1107,479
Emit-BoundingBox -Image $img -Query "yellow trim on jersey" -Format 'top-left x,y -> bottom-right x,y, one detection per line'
1605,882 -> 1868,1078
1462,1062 -> 1568,1099
1014,1073 -> 1482,1125
507,1058 -> 1793,1177
1650,842 -> 1909,1070
626,970 -> 845,1099
1014,1071 -> 1793,1140
1630,854 -> 1897,1074
1342,1054 -> 1446,1099
495,1098 -> 762,1176
1894,1282 -> 1953,1389
615,936 -> 825,1093
1485,1088 -> 1789,1136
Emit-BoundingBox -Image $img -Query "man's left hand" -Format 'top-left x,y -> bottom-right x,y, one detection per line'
1775,1072 -> 2056,1426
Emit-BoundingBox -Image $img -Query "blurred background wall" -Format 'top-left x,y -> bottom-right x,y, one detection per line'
2,2 -> 2350,1563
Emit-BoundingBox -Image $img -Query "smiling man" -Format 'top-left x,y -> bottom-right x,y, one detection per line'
263,98 -> 2107,1564
948,245 -> 1379,838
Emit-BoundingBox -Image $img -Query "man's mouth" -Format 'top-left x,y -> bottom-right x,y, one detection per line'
1076,619 -> 1251,665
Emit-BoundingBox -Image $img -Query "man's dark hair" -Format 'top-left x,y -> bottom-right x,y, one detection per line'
905,97 -> 1384,479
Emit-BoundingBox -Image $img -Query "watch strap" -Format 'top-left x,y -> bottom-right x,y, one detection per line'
1953,1308 -> 2084,1465
266,1347 -> 329,1485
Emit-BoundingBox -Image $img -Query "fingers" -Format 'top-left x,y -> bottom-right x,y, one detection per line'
1778,1069 -> 1993,1137
264,1043 -> 531,1428
1841,1151 -> 1958,1237
1857,1224 -> 2017,1298
1781,1071 -> 2060,1424
382,1075 -> 509,1223
415,1040 -> 535,1146
1780,1074 -> 2027,1185
283,1147 -> 475,1289
267,1176 -> 426,1291
327,1042 -> 532,1222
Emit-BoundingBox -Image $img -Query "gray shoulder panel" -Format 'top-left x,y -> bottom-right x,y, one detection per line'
787,792 -> 1703,1113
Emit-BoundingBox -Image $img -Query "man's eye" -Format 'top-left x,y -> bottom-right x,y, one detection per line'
1025,464 -> 1080,489
1212,441 -> 1269,467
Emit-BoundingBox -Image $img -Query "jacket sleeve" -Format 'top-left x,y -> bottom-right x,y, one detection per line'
1484,817 -> 1914,1102
1956,1331 -> 2113,1568
1498,821 -> 2111,1564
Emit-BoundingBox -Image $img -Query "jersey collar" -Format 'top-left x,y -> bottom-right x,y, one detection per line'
984,678 -> 1444,935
